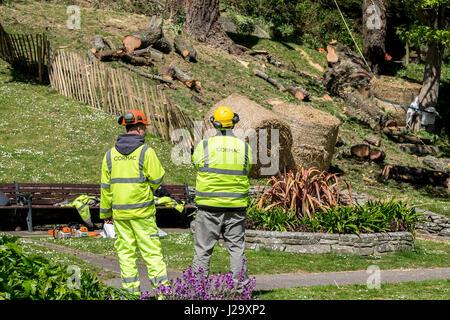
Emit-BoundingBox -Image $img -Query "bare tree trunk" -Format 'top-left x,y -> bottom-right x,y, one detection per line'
419,42 -> 445,110
362,0 -> 387,75
168,0 -> 241,54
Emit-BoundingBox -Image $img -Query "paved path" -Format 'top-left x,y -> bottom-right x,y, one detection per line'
12,232 -> 450,294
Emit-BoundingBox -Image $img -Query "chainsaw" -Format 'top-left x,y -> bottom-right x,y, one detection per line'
69,223 -> 89,237
48,225 -> 72,239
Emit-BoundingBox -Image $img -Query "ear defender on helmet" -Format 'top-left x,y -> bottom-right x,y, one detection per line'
210,116 -> 223,129
232,113 -> 240,125
118,110 -> 150,126
210,113 -> 239,129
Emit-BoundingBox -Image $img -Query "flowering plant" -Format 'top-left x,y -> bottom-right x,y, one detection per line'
141,264 -> 257,300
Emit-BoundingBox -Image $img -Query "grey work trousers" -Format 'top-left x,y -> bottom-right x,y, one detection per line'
192,208 -> 248,281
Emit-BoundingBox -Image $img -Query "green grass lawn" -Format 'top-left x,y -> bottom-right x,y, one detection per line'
35,233 -> 450,275
256,279 -> 450,300
0,59 -> 197,185
16,236 -> 118,281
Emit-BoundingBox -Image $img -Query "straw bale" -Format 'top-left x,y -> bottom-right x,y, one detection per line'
371,76 -> 421,106
203,93 -> 293,178
272,102 -> 341,171
375,99 -> 407,126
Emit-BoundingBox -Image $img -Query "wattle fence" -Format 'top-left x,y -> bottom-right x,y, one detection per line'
0,23 -> 50,82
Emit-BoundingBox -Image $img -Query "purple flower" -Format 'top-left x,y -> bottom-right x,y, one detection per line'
148,265 -> 257,301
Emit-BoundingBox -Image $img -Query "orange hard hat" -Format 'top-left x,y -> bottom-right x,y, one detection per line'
118,110 -> 150,126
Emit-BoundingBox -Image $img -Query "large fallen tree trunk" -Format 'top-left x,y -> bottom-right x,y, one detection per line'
381,165 -> 450,190
382,127 -> 432,145
323,41 -> 389,129
132,47 -> 164,62
344,90 -> 388,130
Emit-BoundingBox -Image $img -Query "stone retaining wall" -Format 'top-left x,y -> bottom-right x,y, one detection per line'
416,210 -> 450,237
244,230 -> 414,255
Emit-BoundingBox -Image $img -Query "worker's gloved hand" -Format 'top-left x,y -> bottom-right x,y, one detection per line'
154,184 -> 171,198
104,217 -> 114,224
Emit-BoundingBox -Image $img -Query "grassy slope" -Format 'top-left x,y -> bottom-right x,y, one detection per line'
0,60 -> 195,185
0,1 -> 449,216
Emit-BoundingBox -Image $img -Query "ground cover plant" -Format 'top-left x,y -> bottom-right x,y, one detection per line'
0,234 -> 131,300
247,198 -> 422,235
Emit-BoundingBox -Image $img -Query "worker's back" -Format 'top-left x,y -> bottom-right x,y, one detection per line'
193,134 -> 251,211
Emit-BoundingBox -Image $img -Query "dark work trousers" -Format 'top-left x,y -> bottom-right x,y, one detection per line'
192,208 -> 248,282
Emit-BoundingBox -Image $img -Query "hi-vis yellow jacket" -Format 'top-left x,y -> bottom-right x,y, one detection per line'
193,134 -> 251,210
100,145 -> 165,220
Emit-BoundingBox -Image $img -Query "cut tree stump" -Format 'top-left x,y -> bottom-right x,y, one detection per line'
381,165 -> 450,189
369,149 -> 386,162
174,35 -> 197,62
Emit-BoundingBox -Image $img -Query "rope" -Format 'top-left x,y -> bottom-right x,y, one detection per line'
374,96 -> 437,115
332,0 -> 371,71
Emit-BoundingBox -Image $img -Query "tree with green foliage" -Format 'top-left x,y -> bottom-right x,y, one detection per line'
397,0 -> 449,114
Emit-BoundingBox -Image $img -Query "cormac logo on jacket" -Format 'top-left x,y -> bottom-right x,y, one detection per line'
114,155 -> 137,161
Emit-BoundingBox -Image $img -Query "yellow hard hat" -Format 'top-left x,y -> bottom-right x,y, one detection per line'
210,106 -> 239,128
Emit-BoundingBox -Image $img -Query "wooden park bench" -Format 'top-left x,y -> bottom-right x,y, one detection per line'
0,181 -> 195,232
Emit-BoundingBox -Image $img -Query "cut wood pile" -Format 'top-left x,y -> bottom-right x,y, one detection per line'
88,15 -> 200,90
271,102 -> 341,172
350,143 -> 386,163
203,93 -> 293,178
322,40 -> 388,129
